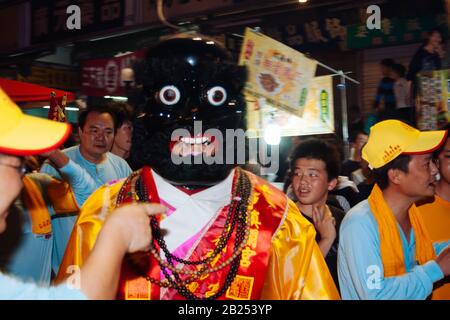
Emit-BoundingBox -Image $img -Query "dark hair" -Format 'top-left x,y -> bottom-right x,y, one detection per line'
372,154 -> 412,190
289,138 -> 340,181
349,104 -> 361,114
434,123 -> 450,157
105,102 -> 133,129
380,58 -> 395,68
392,63 -> 406,78
78,105 -> 118,132
440,122 -> 450,136
427,27 -> 444,42
349,129 -> 368,143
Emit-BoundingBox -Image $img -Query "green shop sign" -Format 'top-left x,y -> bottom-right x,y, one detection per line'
346,15 -> 448,49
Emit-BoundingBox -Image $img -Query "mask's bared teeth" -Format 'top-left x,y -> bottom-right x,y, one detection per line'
179,136 -> 211,145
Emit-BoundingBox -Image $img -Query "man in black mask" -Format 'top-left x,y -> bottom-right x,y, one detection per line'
130,34 -> 247,185
58,34 -> 339,300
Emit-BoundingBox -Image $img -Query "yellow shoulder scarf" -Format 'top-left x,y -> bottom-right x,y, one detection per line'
368,184 -> 436,277
22,176 -> 80,235
22,176 -> 52,235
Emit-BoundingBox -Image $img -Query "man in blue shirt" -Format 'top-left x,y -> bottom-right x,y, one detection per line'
40,105 -> 132,271
0,87 -> 164,299
338,119 -> 450,300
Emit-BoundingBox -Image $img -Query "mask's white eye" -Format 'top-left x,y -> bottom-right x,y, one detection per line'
158,85 -> 180,105
206,86 -> 227,106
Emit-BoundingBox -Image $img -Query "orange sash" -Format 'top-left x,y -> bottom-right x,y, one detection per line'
116,167 -> 285,300
368,184 -> 436,277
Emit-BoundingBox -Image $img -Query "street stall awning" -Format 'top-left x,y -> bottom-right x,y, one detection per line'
0,77 -> 75,105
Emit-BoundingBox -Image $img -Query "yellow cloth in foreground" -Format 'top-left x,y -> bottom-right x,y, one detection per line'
368,184 -> 436,277
417,195 -> 450,300
56,171 -> 340,300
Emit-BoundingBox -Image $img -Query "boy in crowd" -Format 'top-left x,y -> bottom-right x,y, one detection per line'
289,139 -> 346,287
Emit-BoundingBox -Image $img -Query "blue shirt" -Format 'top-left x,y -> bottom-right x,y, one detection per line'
338,200 -> 450,300
2,192 -> 53,286
40,146 -> 132,207
375,77 -> 396,111
0,273 -> 86,300
40,146 -> 132,274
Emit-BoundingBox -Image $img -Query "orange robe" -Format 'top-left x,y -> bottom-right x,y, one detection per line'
417,195 -> 450,300
56,168 -> 339,300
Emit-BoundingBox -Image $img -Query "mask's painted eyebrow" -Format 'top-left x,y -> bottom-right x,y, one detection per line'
294,167 -> 320,171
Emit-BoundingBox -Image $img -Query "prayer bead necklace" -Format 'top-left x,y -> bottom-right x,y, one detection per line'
120,167 -> 253,300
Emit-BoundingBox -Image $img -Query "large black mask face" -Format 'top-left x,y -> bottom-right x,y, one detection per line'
131,36 -> 247,186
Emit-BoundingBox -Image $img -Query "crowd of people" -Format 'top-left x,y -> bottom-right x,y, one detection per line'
0,34 -> 449,300
373,28 -> 446,127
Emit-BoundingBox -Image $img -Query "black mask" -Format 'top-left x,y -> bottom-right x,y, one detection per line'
131,35 -> 248,187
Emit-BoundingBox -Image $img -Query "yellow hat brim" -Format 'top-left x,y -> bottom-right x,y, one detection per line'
403,130 -> 448,155
0,113 -> 71,156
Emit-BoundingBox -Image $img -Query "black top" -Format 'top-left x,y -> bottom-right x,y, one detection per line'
340,160 -> 361,179
356,182 -> 375,201
407,46 -> 442,84
406,46 -> 441,98
302,205 -> 345,292
331,186 -> 363,208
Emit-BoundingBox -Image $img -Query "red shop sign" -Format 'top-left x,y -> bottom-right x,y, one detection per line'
81,50 -> 146,97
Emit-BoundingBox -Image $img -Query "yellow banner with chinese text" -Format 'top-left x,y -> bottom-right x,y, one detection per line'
246,75 -> 335,138
239,27 -> 317,118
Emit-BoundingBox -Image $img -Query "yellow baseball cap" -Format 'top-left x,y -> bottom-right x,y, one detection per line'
0,87 -> 71,156
362,120 -> 448,169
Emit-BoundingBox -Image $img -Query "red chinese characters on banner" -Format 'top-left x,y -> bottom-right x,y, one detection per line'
244,40 -> 255,60
81,50 -> 146,97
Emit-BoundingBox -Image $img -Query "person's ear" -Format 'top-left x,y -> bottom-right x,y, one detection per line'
78,126 -> 83,137
328,177 -> 338,191
387,168 -> 403,186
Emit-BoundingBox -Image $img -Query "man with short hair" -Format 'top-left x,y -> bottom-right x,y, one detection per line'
42,105 -> 132,204
289,139 -> 345,287
40,105 -> 132,271
417,123 -> 450,299
338,119 -> 450,300
109,102 -> 134,161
